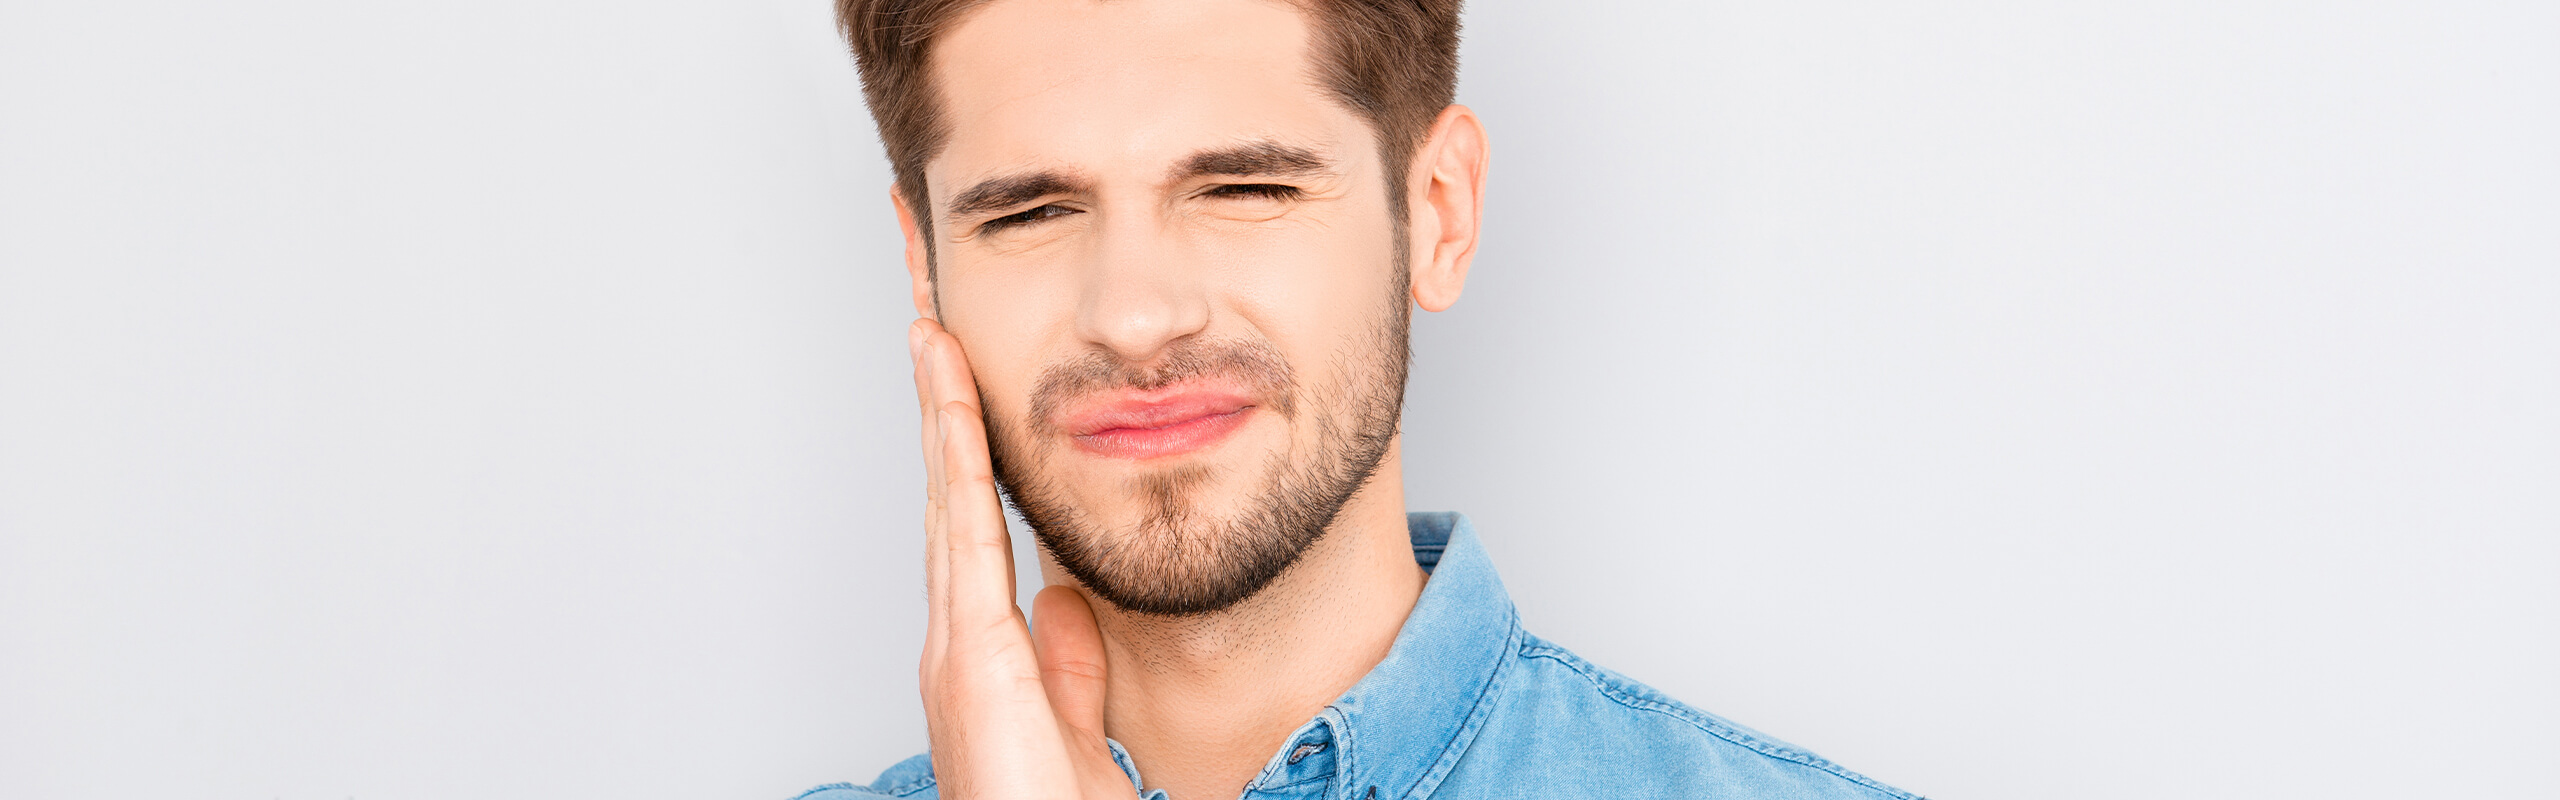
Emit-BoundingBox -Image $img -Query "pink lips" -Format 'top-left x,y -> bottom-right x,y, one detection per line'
1060,385 -> 1256,460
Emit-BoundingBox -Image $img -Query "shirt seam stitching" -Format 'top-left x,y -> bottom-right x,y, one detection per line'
1518,641 -> 1917,800
1258,771 -> 1332,791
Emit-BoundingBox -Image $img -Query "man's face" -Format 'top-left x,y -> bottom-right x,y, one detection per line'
918,0 -> 1411,615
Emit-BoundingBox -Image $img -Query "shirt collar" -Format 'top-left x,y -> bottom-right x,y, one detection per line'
1242,512 -> 1520,800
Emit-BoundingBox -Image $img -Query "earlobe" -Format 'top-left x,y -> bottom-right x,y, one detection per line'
892,183 -> 938,320
1410,105 -> 1488,314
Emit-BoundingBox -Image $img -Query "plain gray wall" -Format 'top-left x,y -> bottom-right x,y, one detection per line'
2,1 -> 2553,798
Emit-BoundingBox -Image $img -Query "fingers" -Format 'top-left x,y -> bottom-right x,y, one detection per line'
909,318 -> 935,451
913,319 -> 950,515
939,399 -> 1020,628
913,318 -> 984,552
907,321 -> 1134,800
914,320 -> 984,433
913,319 -> 951,708
1037,585 -> 1133,797
915,322 -> 1008,631
1032,585 -> 1109,744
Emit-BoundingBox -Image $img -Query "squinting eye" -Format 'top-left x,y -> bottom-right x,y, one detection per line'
983,204 -> 1073,232
1207,184 -> 1302,200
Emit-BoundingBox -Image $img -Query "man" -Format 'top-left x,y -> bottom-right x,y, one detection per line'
802,1 -> 1917,798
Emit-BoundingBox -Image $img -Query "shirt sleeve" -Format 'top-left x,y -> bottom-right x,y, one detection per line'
791,742 -> 1169,800
791,752 -> 937,799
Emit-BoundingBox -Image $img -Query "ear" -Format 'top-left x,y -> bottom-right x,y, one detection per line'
1407,105 -> 1489,313
892,183 -> 937,320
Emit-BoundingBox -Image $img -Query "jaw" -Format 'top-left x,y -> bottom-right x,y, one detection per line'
1044,432 -> 1412,654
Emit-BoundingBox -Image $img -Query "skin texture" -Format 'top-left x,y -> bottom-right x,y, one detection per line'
899,0 -> 1488,797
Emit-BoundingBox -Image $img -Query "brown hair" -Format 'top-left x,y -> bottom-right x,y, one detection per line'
836,0 -> 1463,262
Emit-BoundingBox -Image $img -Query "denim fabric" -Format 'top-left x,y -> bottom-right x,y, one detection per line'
797,512 -> 1918,800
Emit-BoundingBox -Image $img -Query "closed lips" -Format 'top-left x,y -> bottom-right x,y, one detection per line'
1061,387 -> 1257,460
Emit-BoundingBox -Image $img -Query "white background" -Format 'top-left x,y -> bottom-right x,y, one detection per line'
3,1 -> 2553,798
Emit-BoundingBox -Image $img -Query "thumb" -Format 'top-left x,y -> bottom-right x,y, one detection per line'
1032,584 -> 1109,743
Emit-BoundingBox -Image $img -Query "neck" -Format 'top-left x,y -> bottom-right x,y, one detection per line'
1041,443 -> 1427,800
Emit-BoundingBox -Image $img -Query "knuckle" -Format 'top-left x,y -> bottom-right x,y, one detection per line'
948,470 -> 997,494
1043,657 -> 1106,684
964,536 -> 1011,561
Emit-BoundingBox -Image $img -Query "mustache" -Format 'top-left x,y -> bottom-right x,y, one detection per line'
1024,337 -> 1299,435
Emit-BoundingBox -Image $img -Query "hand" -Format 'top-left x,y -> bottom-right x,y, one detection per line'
909,318 -> 1136,799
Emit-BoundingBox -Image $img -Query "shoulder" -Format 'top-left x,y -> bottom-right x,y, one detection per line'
1449,634 -> 1920,800
791,753 -> 937,800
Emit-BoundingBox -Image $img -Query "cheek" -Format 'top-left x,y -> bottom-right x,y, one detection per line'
937,270 -> 1081,420
1205,210 -> 1403,366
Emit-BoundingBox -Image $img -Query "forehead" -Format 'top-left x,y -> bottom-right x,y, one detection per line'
927,0 -> 1362,193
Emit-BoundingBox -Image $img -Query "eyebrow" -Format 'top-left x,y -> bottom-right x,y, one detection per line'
1172,141 -> 1335,182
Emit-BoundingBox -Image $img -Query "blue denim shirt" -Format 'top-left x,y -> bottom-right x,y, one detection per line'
799,512 -> 1918,800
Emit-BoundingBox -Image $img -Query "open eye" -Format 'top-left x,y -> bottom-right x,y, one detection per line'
1205,183 -> 1303,201
981,203 -> 1074,232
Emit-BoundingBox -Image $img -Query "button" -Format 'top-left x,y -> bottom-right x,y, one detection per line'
1287,741 -> 1328,764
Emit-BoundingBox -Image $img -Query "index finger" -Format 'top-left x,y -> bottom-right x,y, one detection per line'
939,400 -> 1020,628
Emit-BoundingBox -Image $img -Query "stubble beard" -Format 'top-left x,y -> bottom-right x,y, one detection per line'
983,268 -> 1412,617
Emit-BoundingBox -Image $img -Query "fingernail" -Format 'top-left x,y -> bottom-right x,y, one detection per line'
908,320 -> 927,362
936,407 -> 951,442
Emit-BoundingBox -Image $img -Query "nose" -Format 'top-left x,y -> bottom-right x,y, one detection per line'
1073,213 -> 1210,363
